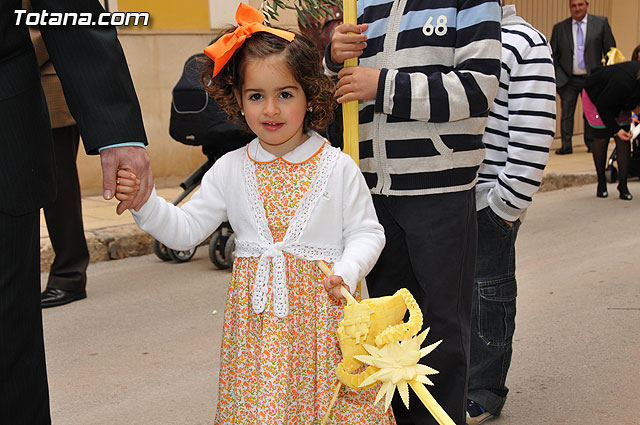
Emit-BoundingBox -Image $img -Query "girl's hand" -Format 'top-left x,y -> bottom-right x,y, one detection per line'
322,275 -> 350,302
115,169 -> 141,202
617,128 -> 632,141
330,23 -> 368,65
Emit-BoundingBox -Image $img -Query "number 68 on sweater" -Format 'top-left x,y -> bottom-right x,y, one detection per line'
423,15 -> 448,37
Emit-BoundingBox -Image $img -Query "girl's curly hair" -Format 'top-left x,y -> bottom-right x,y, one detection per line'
201,29 -> 336,133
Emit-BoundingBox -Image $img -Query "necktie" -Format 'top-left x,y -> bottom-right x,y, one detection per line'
577,21 -> 585,69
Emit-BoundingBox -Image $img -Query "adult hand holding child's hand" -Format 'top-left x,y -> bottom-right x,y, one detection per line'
100,146 -> 153,215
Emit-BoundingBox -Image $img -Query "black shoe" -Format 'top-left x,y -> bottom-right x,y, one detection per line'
41,288 -> 87,308
618,186 -> 633,200
555,147 -> 573,155
597,182 -> 608,198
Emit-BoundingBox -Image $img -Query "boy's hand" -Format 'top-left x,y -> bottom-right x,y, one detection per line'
322,275 -> 350,302
115,169 -> 141,203
331,23 -> 368,65
336,66 -> 380,102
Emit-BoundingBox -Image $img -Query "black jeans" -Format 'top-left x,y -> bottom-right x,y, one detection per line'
468,207 -> 521,416
367,190 -> 477,425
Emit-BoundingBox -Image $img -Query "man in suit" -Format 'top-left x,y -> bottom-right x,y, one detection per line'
551,0 -> 616,154
0,1 -> 153,423
27,7 -> 91,308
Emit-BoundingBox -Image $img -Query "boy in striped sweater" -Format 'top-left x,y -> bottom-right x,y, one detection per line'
467,5 -> 556,424
325,1 -> 502,424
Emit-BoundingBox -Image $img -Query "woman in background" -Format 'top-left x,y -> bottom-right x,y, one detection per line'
582,61 -> 640,200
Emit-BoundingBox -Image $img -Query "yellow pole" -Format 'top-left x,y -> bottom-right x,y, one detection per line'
317,259 -> 352,425
320,381 -> 343,425
408,381 -> 456,425
342,0 -> 359,165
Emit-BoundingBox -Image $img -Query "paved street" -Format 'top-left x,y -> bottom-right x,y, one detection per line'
42,182 -> 640,425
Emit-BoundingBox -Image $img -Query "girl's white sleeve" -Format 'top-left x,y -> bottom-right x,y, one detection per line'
331,157 -> 385,292
130,160 -> 228,251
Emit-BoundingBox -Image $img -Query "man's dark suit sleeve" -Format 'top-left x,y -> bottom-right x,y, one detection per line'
601,17 -> 616,56
550,23 -> 569,89
32,0 -> 147,155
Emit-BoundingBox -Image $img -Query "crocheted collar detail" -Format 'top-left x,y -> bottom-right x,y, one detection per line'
246,131 -> 327,165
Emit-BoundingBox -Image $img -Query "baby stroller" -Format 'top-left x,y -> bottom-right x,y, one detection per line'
605,119 -> 640,183
605,140 -> 640,182
153,53 -> 254,268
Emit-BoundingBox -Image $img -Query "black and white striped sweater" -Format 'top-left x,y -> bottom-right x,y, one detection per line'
326,0 -> 502,195
476,6 -> 556,221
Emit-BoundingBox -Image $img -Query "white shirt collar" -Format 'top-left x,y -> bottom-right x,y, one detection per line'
246,131 -> 328,164
573,14 -> 588,25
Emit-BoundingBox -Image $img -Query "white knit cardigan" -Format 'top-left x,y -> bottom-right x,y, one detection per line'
131,133 -> 385,317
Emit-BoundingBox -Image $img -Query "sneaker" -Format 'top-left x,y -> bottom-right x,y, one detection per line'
466,399 -> 495,424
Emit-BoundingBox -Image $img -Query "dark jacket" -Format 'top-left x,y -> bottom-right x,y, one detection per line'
550,14 -> 616,88
27,17 -> 75,128
0,0 -> 147,215
584,61 -> 640,136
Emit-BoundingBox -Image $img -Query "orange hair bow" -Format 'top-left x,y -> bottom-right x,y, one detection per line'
204,3 -> 295,78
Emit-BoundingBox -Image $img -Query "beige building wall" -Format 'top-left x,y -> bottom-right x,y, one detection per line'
76,1 -> 640,194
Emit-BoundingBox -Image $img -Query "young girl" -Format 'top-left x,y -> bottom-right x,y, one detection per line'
117,4 -> 394,424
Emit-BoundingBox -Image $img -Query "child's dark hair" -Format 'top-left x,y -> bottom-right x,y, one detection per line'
633,44 -> 640,62
201,29 -> 336,133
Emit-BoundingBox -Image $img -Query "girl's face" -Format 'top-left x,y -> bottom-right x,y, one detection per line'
235,54 -> 309,157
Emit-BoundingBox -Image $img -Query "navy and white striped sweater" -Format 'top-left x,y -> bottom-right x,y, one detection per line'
326,0 -> 502,195
476,6 -> 556,221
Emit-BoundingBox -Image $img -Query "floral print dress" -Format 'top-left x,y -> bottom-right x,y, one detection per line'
214,146 -> 395,425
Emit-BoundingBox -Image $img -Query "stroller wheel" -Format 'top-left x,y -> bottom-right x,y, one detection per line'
605,165 -> 618,183
209,230 -> 230,269
153,239 -> 172,262
168,247 -> 197,263
224,233 -> 236,268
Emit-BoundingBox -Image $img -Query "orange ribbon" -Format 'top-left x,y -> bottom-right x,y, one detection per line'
204,3 -> 296,78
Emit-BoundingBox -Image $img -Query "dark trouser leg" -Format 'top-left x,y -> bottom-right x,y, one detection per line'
43,125 -> 89,293
592,137 -> 610,193
0,211 -> 51,424
614,136 -> 631,193
367,190 -> 477,425
557,77 -> 585,151
467,207 -> 521,416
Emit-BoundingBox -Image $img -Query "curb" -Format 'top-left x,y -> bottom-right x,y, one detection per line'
40,224 -> 154,272
40,172 -> 597,272
538,171 -> 596,192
